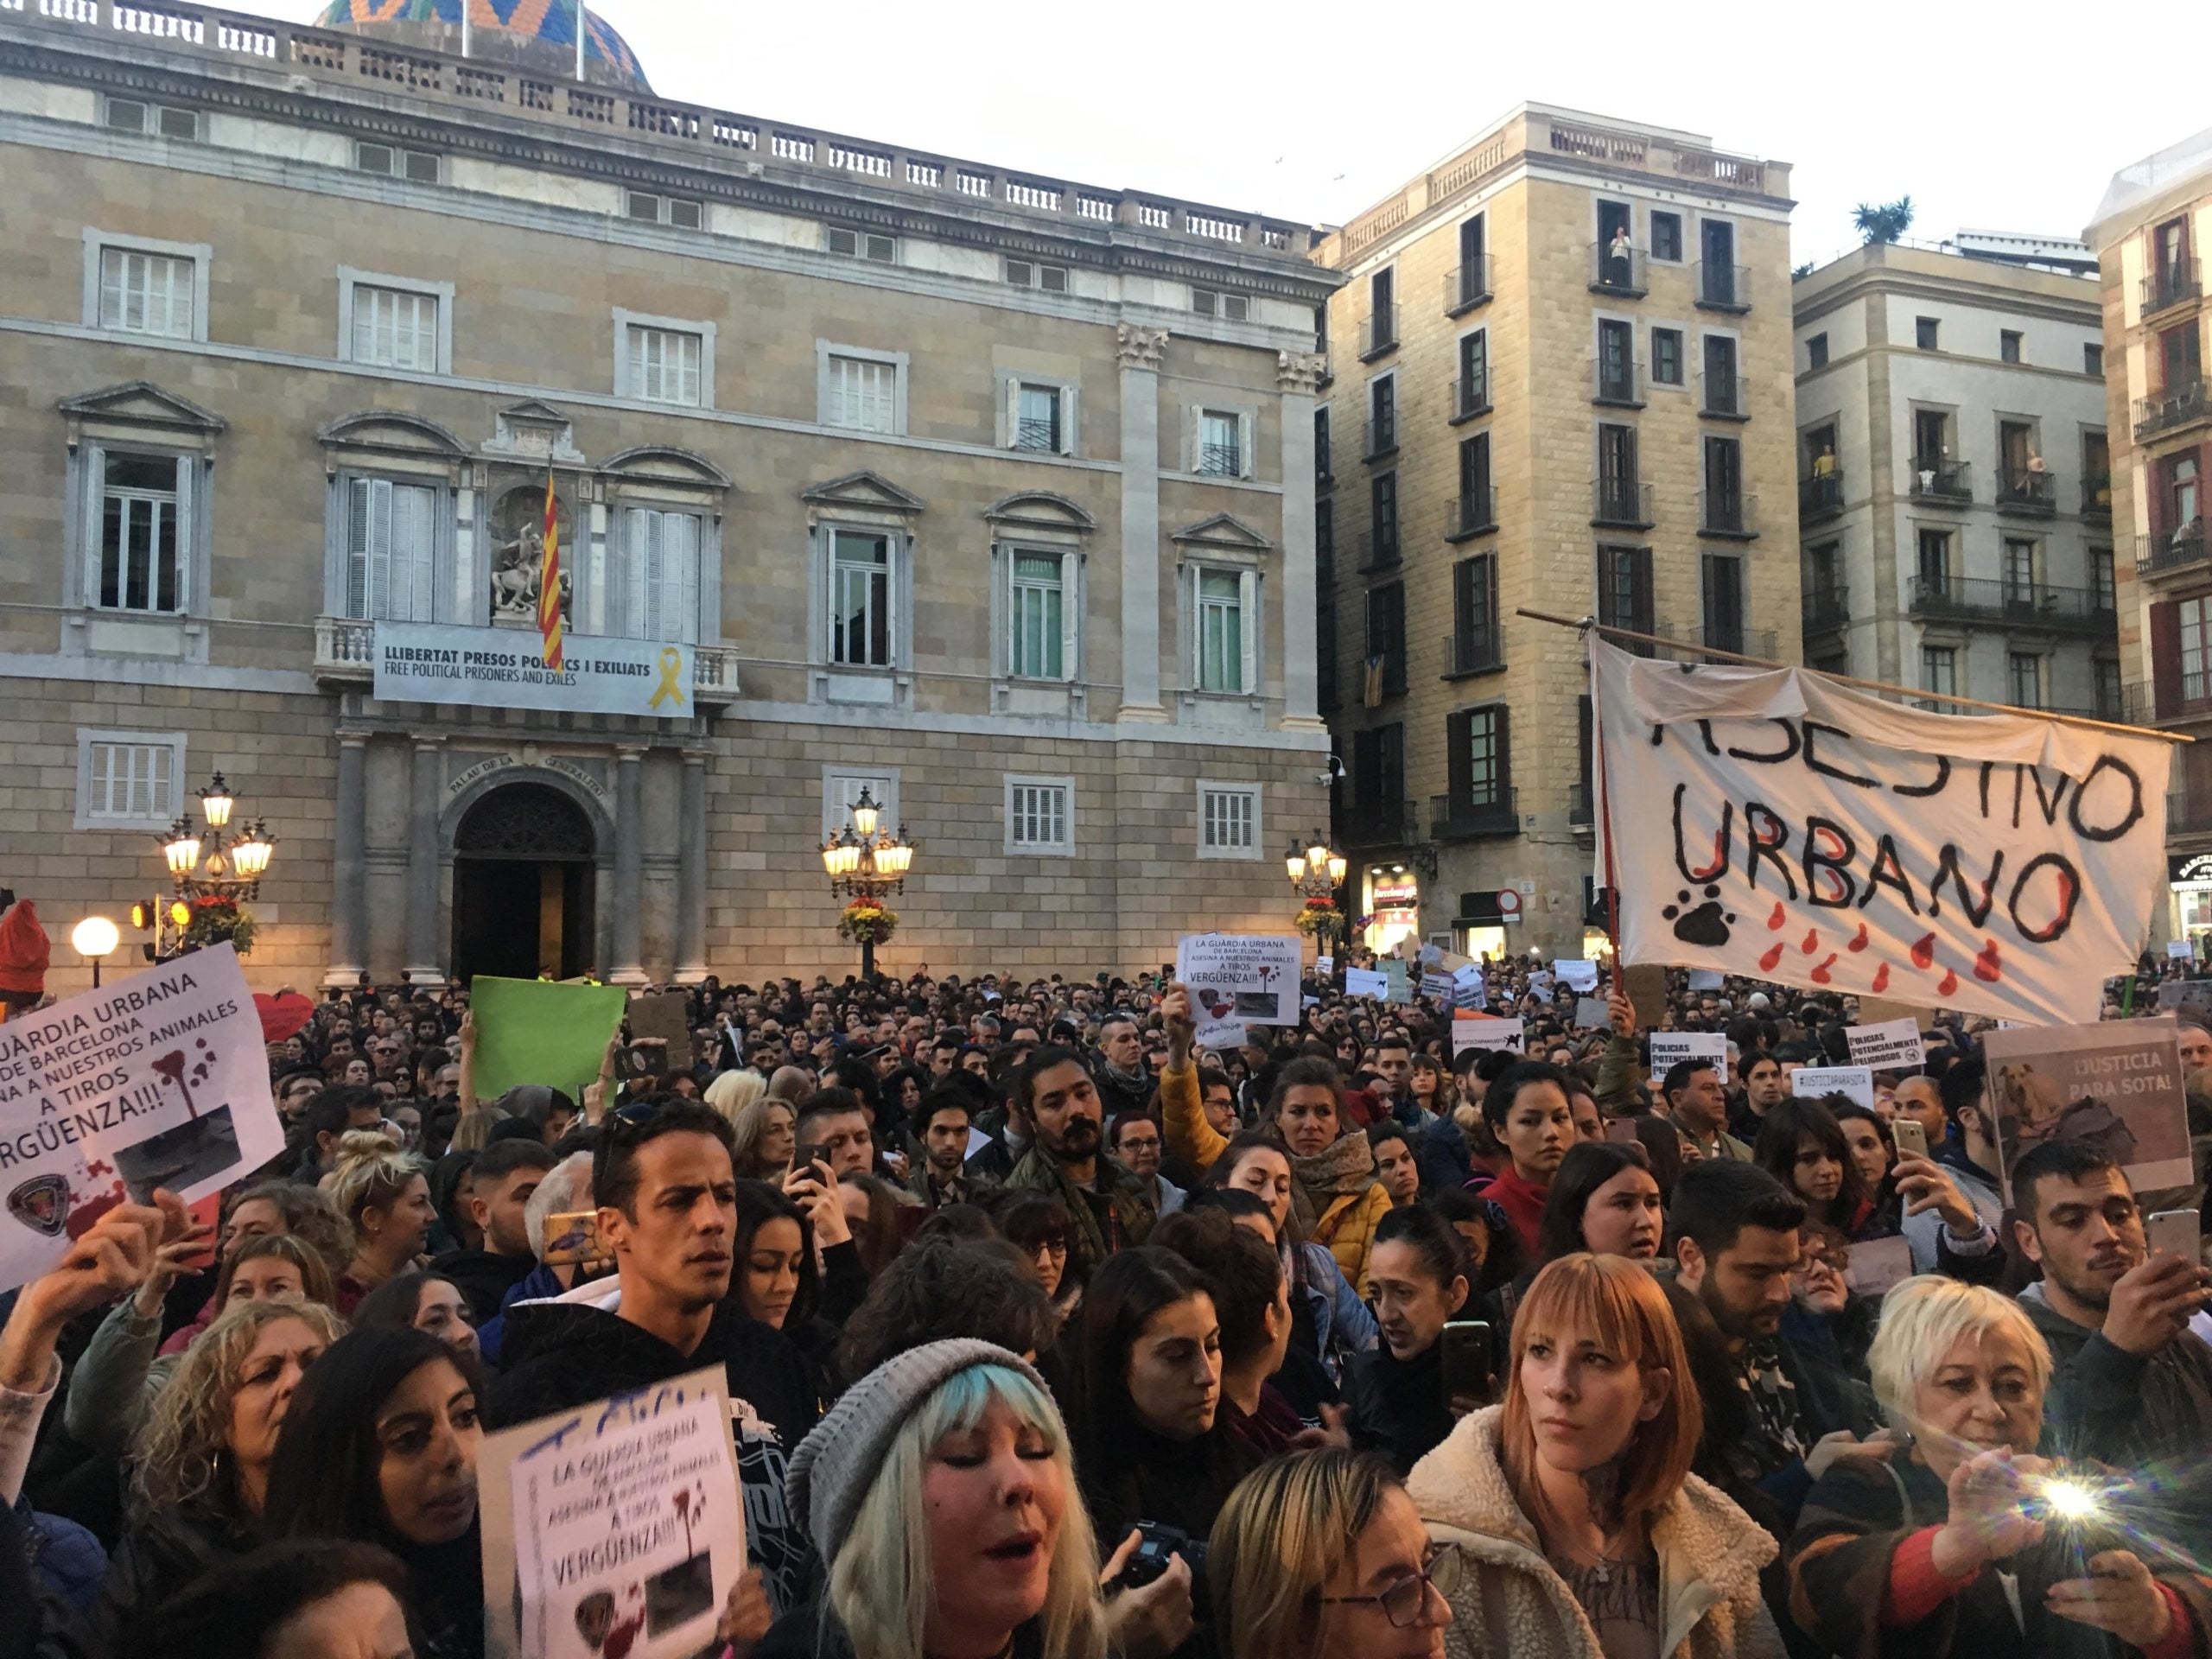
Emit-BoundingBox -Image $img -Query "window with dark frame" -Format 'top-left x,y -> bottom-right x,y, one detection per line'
1700,552 -> 1745,654
1807,333 -> 1829,370
1702,334 -> 1738,415
2085,342 -> 2103,377
1369,375 -> 1396,455
1458,433 -> 1492,532
2000,330 -> 2023,365
1652,327 -> 1684,386
1651,212 -> 1682,264
1370,473 -> 1398,567
1458,330 -> 1489,415
1452,553 -> 1497,673
1366,582 -> 1406,696
1596,543 -> 1653,643
1916,316 -> 1940,350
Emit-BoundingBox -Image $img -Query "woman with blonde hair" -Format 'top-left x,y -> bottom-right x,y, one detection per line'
87,1297 -> 346,1647
327,1128 -> 435,1310
1211,1446 -> 1456,1659
1408,1252 -> 1783,1659
704,1064 -> 766,1127
1789,1274 -> 2209,1659
760,1339 -> 1108,1659
728,1085 -> 797,1179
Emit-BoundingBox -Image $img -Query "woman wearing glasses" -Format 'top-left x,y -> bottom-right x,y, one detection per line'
1407,1253 -> 1785,1659
1209,1446 -> 1456,1658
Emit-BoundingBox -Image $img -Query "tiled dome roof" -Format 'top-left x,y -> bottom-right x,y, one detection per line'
312,0 -> 650,92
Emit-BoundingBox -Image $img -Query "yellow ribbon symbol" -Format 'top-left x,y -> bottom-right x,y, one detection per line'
649,646 -> 687,711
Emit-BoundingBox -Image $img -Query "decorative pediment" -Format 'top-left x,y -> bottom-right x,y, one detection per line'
983,491 -> 1097,533
57,382 -> 225,435
602,445 -> 733,489
318,410 -> 466,457
801,471 -> 925,513
482,399 -> 583,464
1171,512 -> 1273,551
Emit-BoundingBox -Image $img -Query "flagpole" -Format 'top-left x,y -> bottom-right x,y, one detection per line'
574,0 -> 585,80
1515,607 -> 2191,745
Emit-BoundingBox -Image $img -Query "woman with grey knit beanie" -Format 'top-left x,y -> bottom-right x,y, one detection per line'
754,1338 -> 1109,1659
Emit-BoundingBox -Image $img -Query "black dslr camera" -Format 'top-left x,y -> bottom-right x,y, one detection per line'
1116,1520 -> 1209,1610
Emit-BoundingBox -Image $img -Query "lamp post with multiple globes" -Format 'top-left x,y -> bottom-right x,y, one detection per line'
819,786 -> 916,984
1286,831 -> 1350,956
151,773 -> 276,957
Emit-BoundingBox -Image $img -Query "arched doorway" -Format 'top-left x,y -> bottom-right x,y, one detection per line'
450,782 -> 597,983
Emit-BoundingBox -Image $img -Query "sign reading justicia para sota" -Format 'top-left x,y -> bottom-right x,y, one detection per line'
372,621 -> 696,718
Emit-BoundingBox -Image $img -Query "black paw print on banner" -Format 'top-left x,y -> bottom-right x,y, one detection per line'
188,1039 -> 215,1089
1662,886 -> 1735,947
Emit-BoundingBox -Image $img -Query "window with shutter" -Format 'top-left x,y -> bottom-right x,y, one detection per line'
829,356 -> 898,433
83,738 -> 177,821
352,285 -> 439,371
99,247 -> 193,338
1007,550 -> 1065,679
1197,569 -> 1243,693
99,453 -> 185,613
631,326 -> 703,406
346,476 -> 437,621
625,507 -> 701,643
830,531 -> 893,666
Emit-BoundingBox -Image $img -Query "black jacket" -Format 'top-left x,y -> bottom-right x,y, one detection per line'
2019,1285 -> 2212,1467
1078,1418 -> 1260,1544
1345,1341 -> 1457,1477
1414,1115 -> 1472,1196
428,1247 -> 537,1327
86,1501 -> 255,1655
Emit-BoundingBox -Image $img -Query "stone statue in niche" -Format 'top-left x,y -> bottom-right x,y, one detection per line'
486,484 -> 573,626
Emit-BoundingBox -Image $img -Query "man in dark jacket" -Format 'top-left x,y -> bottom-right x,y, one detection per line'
1001,1046 -> 1154,1276
486,1101 -> 817,1618
429,1136 -> 552,1324
1090,1013 -> 1154,1123
2012,1139 -> 2212,1468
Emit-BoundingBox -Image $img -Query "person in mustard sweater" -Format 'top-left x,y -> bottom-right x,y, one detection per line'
1158,982 -> 1393,1294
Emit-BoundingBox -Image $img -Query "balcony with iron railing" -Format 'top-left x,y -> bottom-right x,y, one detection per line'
1590,242 -> 1648,297
1905,575 -> 2113,632
1197,442 -> 1243,478
313,616 -> 741,701
1339,797 -> 1416,849
2122,678 -> 2212,726
1592,478 -> 1656,528
1592,353 -> 1645,408
1357,527 -> 1400,573
1802,583 -> 1850,637
1699,369 -> 1745,419
1442,627 -> 1503,678
1799,471 -> 1845,520
2136,378 -> 2210,442
1450,372 -> 1491,423
1568,781 -> 1594,828
1909,455 -> 1974,501
1447,486 -> 1498,541
1431,786 -> 1520,842
1364,413 -> 1397,461
1362,303 -> 1399,361
1996,465 -> 2058,516
1694,261 -> 1751,313
2083,470 -> 2112,522
1446,256 -> 1491,316
2138,525 -> 2209,579
1698,489 -> 1759,539
2143,257 -> 2200,318
1012,416 -> 1060,454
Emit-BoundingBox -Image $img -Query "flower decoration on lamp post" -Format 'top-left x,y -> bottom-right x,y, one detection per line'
1285,830 -> 1349,947
154,772 -> 276,957
820,786 -> 917,984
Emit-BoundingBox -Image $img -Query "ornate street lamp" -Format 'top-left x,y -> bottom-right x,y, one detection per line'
157,772 -> 278,902
820,787 -> 918,983
1287,828 -> 1349,950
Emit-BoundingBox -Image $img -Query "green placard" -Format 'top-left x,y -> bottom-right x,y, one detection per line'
470,976 -> 627,1102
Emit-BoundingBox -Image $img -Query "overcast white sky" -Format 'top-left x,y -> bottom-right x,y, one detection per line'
410,0 -> 2211,264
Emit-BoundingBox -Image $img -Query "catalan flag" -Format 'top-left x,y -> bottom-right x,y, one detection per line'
537,466 -> 563,671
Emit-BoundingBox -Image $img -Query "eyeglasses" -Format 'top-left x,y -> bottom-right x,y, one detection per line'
1028,1239 -> 1069,1261
1314,1542 -> 1463,1629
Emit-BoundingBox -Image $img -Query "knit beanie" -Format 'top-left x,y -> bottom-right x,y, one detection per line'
786,1338 -> 1048,1566
0,901 -> 49,1000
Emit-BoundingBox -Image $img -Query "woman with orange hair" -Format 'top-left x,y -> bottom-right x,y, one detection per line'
1405,1252 -> 1783,1659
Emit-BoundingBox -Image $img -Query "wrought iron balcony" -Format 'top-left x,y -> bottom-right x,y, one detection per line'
2144,257 -> 2200,318
1799,471 -> 1845,520
1450,373 -> 1491,423
1905,576 -> 2113,631
1446,256 -> 1491,316
1197,442 -> 1243,478
1448,487 -> 1498,540
1339,797 -> 1416,849
1592,353 -> 1645,407
1357,527 -> 1400,573
1442,627 -> 1503,678
1699,369 -> 1745,418
2082,470 -> 2112,521
1996,466 -> 2058,516
1361,303 -> 1398,360
1568,782 -> 1594,827
1695,261 -> 1751,313
1590,242 -> 1647,297
1364,415 -> 1397,461
1802,583 -> 1851,636
1909,456 -> 1974,501
1013,416 -> 1060,454
2136,379 -> 2210,442
1592,478 -> 1656,528
1698,490 -> 1759,539
1431,788 -> 1520,842
2127,678 -> 2212,726
2139,527 -> 2209,579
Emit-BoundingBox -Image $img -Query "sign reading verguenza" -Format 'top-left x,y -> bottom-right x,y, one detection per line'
373,622 -> 695,719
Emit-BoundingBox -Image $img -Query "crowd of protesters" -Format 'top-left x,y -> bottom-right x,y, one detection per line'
0,938 -> 2206,1659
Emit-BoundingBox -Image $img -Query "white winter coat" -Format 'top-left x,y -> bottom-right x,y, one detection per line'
1406,1406 -> 1785,1659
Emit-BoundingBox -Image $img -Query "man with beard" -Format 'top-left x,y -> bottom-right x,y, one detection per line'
2012,1140 -> 2212,1466
1001,1044 -> 1154,1275
1671,1160 -> 1882,1524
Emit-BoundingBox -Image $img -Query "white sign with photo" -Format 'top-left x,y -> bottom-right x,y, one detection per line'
0,944 -> 283,1294
1845,1017 -> 1926,1072
1687,969 -> 1726,991
1176,934 -> 1301,1048
1554,959 -> 1599,992
373,620 -> 697,720
1344,967 -> 1389,1001
1983,1015 -> 2194,1202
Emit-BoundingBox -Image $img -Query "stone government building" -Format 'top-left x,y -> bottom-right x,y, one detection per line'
0,0 -> 1341,989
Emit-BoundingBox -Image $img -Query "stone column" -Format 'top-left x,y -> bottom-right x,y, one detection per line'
403,736 -> 443,986
1117,323 -> 1168,720
325,733 -> 368,988
674,749 -> 708,984
1277,349 -> 1328,730
609,744 -> 647,985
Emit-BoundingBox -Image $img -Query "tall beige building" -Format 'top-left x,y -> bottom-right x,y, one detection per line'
1311,107 -> 1796,959
2087,130 -> 2212,947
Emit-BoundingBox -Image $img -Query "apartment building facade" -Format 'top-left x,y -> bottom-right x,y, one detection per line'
0,0 -> 1339,992
2087,130 -> 2212,949
1789,243 -> 2115,723
1311,106 -> 1796,960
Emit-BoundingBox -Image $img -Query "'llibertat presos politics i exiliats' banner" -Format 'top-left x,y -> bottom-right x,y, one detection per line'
1591,639 -> 2172,1027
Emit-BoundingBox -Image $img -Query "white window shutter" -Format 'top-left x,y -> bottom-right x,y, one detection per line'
172,455 -> 194,610
346,476 -> 371,618
1002,379 -> 1020,448
1185,404 -> 1201,472
365,478 -> 392,621
888,533 -> 905,669
669,512 -> 699,644
1060,385 -> 1078,456
84,448 -> 107,603
1238,568 -> 1259,694
988,541 -> 1007,677
402,484 -> 435,621
1188,566 -> 1204,685
1239,410 -> 1255,478
1059,549 -> 1081,681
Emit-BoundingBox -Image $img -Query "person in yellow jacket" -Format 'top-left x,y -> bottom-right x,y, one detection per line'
1158,982 -> 1394,1294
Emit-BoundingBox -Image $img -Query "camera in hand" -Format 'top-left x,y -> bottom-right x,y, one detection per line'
1117,1520 -> 1208,1608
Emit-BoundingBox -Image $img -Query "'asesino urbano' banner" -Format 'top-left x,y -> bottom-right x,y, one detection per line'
372,621 -> 696,719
